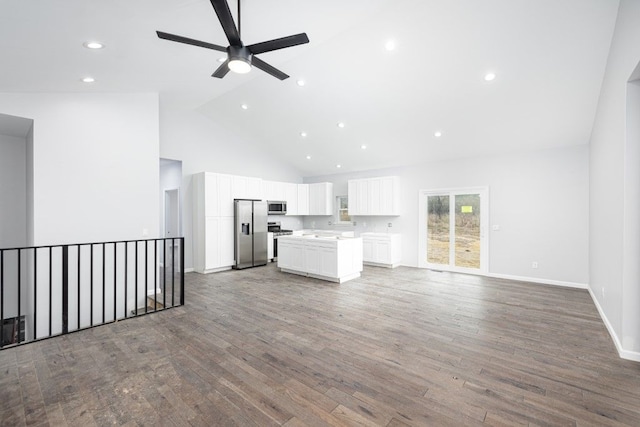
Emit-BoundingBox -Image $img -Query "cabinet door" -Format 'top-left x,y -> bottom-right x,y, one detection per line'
357,180 -> 369,215
348,180 -> 358,215
205,217 -> 220,269
218,174 -> 234,217
204,174 -> 219,216
375,240 -> 392,264
363,239 -> 374,262
305,244 -> 320,274
247,177 -> 263,200
319,247 -> 338,277
368,178 -> 382,215
233,176 -> 248,199
380,177 -> 394,215
291,242 -> 305,270
285,183 -> 298,215
219,217 -> 235,267
297,184 -> 309,215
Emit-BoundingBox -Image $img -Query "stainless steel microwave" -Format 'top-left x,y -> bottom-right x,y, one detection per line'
267,200 -> 287,215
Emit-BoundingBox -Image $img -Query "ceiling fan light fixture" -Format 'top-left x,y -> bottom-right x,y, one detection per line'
227,46 -> 252,74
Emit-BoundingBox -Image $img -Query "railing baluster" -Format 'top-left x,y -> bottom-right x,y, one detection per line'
34,248 -> 37,340
144,241 -> 148,314
77,245 -> 80,331
62,246 -> 69,335
135,242 -> 138,316
48,247 -> 52,337
18,250 -> 21,343
180,238 -> 185,306
90,245 -> 94,327
124,242 -> 128,319
172,238 -> 175,307
113,243 -> 117,321
1,250 -> 4,346
154,240 -> 157,311
102,243 -> 105,324
163,240 -> 166,309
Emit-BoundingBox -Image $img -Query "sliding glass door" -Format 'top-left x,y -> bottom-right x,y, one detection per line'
420,188 -> 488,273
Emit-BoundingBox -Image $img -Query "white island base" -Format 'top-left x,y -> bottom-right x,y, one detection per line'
277,235 -> 363,283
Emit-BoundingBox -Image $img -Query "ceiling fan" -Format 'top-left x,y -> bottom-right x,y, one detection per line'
156,0 -> 309,80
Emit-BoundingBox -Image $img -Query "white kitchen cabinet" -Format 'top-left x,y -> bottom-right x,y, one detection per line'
284,182 -> 298,215
233,175 -> 262,200
361,232 -> 402,268
297,184 -> 309,215
278,235 -> 362,283
348,176 -> 400,216
201,216 -> 235,272
267,232 -> 274,261
308,182 -> 333,215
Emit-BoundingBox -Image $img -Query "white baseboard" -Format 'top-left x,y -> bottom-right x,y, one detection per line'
487,272 -> 588,290
184,267 -> 194,273
587,287 -> 640,362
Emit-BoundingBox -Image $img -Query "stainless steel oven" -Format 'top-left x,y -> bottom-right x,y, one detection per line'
268,221 -> 292,260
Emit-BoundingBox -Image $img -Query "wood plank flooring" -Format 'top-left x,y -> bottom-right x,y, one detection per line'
1,264 -> 639,426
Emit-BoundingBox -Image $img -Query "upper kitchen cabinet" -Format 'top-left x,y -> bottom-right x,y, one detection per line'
348,176 -> 400,216
284,183 -> 298,215
309,182 -> 334,215
233,175 -> 262,200
195,172 -> 233,217
297,184 -> 309,215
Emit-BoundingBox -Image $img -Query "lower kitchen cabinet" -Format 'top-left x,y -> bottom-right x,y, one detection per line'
197,216 -> 234,273
361,232 -> 401,268
278,236 -> 362,283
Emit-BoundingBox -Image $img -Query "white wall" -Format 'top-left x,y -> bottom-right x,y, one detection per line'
589,0 -> 640,361
0,133 -> 27,247
305,145 -> 590,286
159,103 -> 304,269
0,93 -> 160,245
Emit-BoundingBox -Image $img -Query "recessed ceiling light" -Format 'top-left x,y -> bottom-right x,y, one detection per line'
241,104 -> 248,110
484,72 -> 496,82
361,144 -> 367,150
336,164 -> 342,168
337,122 -> 345,128
300,132 -> 307,137
83,41 -> 104,49
217,57 -> 226,63
82,77 -> 95,83
296,79 -> 305,87
385,40 -> 396,51
306,155 -> 312,160
434,131 -> 443,138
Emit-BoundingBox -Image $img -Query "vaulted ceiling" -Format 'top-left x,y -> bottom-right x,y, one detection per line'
0,0 -> 619,176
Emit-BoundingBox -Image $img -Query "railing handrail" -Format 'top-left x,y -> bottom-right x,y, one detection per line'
0,236 -> 185,252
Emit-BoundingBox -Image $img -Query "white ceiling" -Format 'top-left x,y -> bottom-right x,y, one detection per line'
0,0 -> 619,176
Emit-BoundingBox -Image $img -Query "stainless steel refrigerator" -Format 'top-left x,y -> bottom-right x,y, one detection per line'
233,199 -> 268,269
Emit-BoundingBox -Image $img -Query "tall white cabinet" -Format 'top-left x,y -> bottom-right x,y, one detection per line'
194,172 -> 262,273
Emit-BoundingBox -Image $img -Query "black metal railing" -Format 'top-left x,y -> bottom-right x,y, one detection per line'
0,237 -> 184,349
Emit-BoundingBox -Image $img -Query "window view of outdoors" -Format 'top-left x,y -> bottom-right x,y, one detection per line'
427,193 -> 481,269
338,196 -> 351,222
427,195 -> 450,265
454,194 -> 481,269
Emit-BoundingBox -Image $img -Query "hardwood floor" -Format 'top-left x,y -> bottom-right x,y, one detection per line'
1,264 -> 639,426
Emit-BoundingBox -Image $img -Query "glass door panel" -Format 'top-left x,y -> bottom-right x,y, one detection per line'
427,195 -> 450,265
454,194 -> 481,269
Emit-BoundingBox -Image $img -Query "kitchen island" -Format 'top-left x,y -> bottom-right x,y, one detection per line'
277,235 -> 363,283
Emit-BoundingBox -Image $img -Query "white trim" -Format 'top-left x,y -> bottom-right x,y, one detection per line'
588,287 -> 640,362
487,272 -> 587,289
184,267 -> 194,273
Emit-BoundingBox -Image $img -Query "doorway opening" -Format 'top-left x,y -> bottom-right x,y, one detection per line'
418,188 -> 488,274
159,158 -> 183,272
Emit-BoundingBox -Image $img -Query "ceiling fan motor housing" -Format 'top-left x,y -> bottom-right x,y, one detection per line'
228,45 -> 252,67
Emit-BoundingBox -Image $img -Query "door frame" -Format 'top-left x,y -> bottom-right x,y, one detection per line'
418,187 -> 489,274
163,188 -> 181,239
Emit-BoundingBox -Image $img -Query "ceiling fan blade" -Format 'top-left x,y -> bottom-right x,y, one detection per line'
209,0 -> 241,46
251,56 -> 289,80
212,60 -> 230,78
156,31 -> 227,52
247,33 -> 309,55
